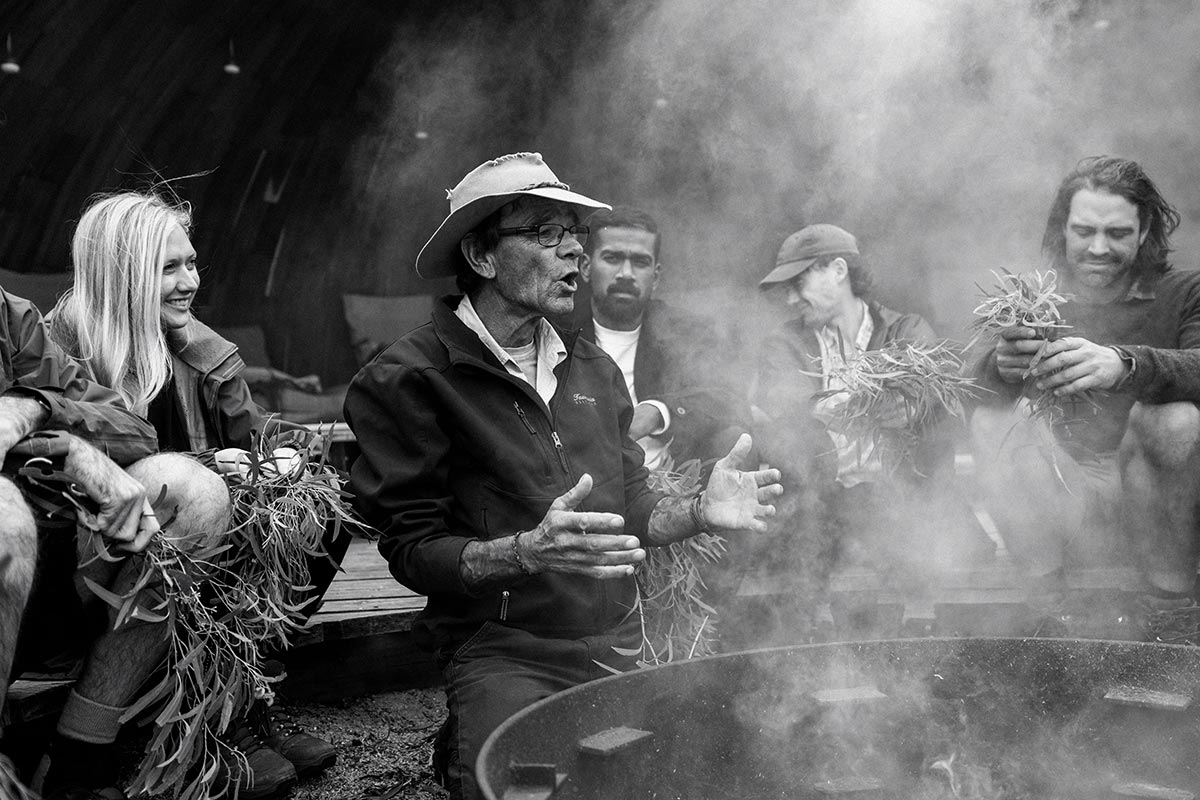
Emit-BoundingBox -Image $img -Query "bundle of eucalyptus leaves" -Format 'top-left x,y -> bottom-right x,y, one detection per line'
81,427 -> 367,800
970,268 -> 1074,422
812,340 -> 979,476
633,458 -> 727,665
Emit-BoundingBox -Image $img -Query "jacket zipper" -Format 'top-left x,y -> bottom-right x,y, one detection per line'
513,401 -> 537,435
551,431 -> 570,475
500,589 -> 510,621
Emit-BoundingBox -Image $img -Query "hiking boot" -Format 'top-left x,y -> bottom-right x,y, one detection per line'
227,722 -> 298,800
263,708 -> 337,777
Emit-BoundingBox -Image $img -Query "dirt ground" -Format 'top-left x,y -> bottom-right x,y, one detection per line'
279,687 -> 450,800
112,687 -> 450,800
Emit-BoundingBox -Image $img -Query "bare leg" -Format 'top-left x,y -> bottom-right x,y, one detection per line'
970,405 -> 1089,577
1120,401 -> 1200,595
0,476 -> 37,727
71,453 -> 230,707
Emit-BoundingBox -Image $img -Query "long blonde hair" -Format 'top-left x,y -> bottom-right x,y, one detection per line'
51,191 -> 193,415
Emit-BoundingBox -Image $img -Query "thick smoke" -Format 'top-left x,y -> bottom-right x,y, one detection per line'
356,0 -> 1200,635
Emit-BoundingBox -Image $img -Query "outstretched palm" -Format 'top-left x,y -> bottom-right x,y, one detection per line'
701,434 -> 783,533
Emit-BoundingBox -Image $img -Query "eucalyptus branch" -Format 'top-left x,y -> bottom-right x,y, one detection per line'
809,340 -> 980,476
635,458 -> 726,665
81,429 -> 371,800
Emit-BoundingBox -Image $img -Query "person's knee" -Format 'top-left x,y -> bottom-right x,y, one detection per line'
0,476 -> 37,556
1124,401 -> 1200,470
126,453 -> 230,543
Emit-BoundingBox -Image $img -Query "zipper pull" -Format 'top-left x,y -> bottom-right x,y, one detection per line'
500,590 -> 510,621
551,431 -> 570,474
513,401 -> 537,434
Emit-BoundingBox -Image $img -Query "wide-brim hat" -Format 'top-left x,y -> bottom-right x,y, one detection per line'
415,152 -> 611,279
759,223 -> 859,287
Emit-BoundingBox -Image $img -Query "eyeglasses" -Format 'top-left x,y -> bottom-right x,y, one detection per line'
496,223 -> 589,248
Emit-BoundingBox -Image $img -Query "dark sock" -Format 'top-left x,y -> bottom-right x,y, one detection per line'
40,735 -> 117,792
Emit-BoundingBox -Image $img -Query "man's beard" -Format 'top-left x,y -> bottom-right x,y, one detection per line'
596,283 -> 646,324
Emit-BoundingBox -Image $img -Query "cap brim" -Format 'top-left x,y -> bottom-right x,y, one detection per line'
758,258 -> 816,288
415,186 -> 611,279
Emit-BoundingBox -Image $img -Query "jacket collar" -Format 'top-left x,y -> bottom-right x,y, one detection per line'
432,294 -> 581,369
167,318 -> 241,378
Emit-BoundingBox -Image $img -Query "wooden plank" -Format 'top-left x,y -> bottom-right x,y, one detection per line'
319,578 -> 418,603
314,596 -> 426,614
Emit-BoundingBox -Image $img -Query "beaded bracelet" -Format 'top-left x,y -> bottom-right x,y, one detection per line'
512,531 -> 532,575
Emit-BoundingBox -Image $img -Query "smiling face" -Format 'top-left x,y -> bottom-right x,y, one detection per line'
1062,188 -> 1148,299
159,222 -> 199,331
582,225 -> 660,330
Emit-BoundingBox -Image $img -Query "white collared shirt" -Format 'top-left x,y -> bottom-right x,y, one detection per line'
454,295 -> 567,405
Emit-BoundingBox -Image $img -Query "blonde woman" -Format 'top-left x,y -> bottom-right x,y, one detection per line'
49,190 -> 337,799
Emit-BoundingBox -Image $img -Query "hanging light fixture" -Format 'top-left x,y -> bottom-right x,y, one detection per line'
1,34 -> 20,75
223,39 -> 241,75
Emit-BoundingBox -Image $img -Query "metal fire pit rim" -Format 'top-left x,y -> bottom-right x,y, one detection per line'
477,636 -> 1200,799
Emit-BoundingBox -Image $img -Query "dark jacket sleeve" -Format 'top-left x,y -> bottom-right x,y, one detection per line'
210,372 -> 292,450
2,290 -> 157,465
1122,272 -> 1200,404
345,359 -> 472,597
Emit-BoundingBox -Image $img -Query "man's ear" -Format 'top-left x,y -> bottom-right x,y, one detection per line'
461,236 -> 496,279
829,257 -> 849,282
580,253 -> 592,283
651,262 -> 662,295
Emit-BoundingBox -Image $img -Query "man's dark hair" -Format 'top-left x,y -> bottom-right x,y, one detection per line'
812,252 -> 873,298
1041,155 -> 1181,280
584,206 -> 661,259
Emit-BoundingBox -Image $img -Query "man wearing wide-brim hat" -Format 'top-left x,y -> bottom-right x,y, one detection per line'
344,152 -> 782,800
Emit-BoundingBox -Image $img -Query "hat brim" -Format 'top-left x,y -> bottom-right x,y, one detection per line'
415,186 -> 611,279
758,257 -> 818,288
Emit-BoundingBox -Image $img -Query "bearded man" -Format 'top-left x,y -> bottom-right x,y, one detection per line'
970,155 -> 1200,614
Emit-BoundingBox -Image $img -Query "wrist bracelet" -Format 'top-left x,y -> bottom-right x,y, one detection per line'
689,491 -> 709,534
512,532 -> 532,575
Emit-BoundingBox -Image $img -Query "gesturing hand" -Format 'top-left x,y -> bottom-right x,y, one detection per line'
1027,336 -> 1128,396
65,436 -> 158,553
700,434 -> 782,533
521,473 -> 645,579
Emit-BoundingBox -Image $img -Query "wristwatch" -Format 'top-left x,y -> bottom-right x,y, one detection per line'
1110,346 -> 1137,391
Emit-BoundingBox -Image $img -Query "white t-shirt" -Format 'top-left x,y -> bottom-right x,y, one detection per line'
592,319 -> 672,470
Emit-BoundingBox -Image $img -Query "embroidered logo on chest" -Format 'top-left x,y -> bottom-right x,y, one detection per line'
573,393 -> 597,406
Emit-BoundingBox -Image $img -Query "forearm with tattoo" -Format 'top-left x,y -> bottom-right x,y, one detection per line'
460,535 -> 530,592
644,495 -> 702,546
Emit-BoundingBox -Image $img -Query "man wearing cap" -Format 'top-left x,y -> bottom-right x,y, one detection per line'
573,205 -> 750,471
344,152 -> 782,800
754,224 -> 939,568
